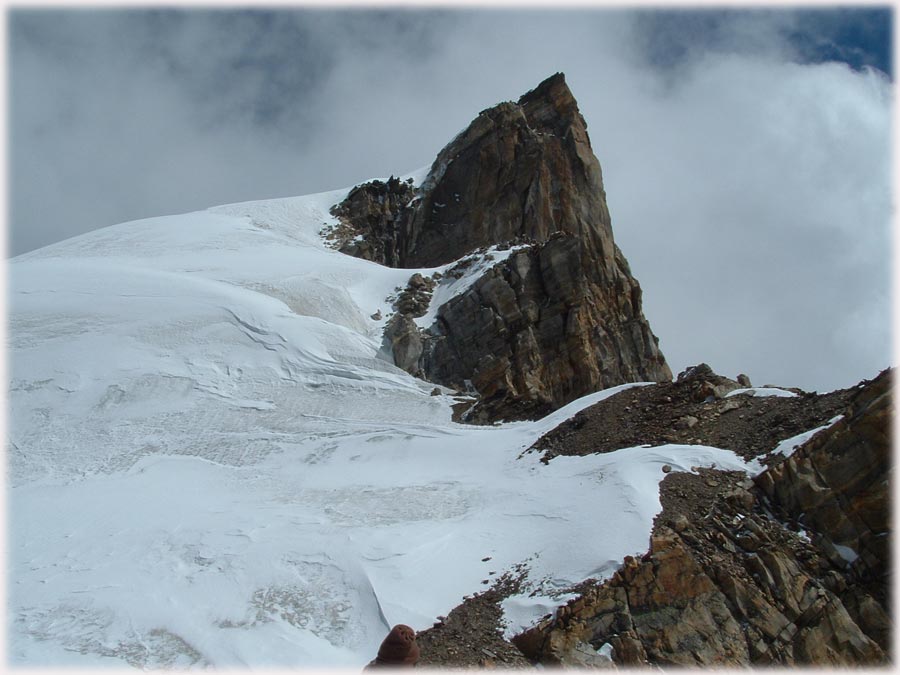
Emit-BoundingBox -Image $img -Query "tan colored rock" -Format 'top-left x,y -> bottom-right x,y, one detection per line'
675,415 -> 699,429
383,314 -> 423,376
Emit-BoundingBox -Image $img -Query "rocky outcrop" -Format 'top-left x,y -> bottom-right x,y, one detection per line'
755,368 -> 892,647
397,73 -> 618,270
515,512 -> 885,666
381,272 -> 438,379
513,370 -> 891,666
328,73 -> 671,419
675,363 -> 744,402
325,176 -> 416,266
528,363 -> 853,463
423,236 -> 669,421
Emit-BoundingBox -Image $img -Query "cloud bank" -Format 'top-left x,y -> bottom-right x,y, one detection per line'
8,9 -> 892,393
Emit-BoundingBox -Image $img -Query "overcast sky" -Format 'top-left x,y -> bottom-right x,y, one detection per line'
8,7 -> 893,393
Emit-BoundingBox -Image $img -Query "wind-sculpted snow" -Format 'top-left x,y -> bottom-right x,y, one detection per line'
9,187 -> 758,667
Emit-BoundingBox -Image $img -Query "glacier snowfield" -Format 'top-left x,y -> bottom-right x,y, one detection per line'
8,183 -> 758,668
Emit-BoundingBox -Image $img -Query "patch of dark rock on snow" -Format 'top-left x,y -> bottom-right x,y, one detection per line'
324,175 -> 416,266
529,363 -> 855,463
393,272 -> 437,318
382,273 -> 439,378
415,570 -> 532,668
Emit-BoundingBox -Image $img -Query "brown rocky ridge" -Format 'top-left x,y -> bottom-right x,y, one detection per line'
528,362 -> 853,465
415,367 -> 891,667
326,73 -> 671,423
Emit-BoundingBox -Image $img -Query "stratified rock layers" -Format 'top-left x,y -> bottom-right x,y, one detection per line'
513,370 -> 891,666
331,73 -> 671,416
423,237 -> 668,419
399,73 -> 615,269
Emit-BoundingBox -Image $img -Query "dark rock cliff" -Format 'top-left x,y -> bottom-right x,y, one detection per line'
328,73 -> 671,419
398,72 -> 617,270
423,237 -> 669,422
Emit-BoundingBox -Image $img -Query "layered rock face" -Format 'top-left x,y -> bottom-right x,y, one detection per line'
329,73 -> 671,418
755,369 -> 891,647
397,73 -> 617,269
512,370 -> 891,666
423,237 -> 668,421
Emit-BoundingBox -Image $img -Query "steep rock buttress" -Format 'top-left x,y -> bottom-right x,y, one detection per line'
329,73 -> 672,420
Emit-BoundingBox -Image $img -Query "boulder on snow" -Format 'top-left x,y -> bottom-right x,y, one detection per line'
365,624 -> 420,668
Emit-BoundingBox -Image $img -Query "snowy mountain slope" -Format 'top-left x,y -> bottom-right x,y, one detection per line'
9,180 -> 758,668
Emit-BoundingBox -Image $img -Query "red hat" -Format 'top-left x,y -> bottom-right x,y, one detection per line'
372,624 -> 420,666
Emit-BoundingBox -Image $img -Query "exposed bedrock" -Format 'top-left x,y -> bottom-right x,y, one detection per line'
399,72 -> 617,270
512,370 -> 891,666
329,73 -> 672,419
422,236 -> 670,421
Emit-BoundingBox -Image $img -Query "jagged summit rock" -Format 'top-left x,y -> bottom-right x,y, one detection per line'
400,71 -> 615,268
330,73 -> 672,421
330,72 -> 615,268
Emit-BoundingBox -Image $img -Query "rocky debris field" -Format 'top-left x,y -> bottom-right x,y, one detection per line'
415,570 -> 532,668
528,363 -> 855,464
415,366 -> 890,668
515,459 -> 888,666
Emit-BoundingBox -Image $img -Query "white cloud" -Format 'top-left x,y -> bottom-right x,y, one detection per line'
590,54 -> 891,390
8,9 -> 892,392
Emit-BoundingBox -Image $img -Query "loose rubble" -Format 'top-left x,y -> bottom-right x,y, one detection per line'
418,368 -> 891,668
